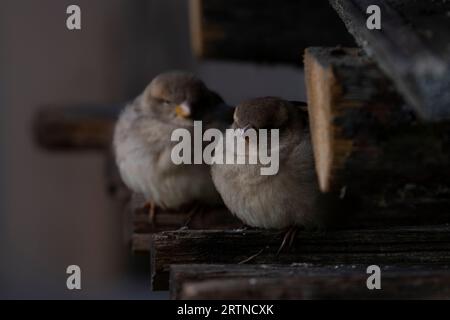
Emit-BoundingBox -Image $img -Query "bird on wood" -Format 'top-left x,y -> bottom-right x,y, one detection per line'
114,71 -> 232,223
211,97 -> 325,251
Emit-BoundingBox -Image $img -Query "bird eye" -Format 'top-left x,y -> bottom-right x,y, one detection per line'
153,97 -> 171,105
159,98 -> 170,105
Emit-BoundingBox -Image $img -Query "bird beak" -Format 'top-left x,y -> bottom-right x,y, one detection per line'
238,124 -> 251,136
175,102 -> 191,118
238,124 -> 253,143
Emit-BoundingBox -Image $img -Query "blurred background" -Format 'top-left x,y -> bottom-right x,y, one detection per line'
0,0 -> 311,299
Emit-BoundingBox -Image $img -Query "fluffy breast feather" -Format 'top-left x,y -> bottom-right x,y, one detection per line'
211,135 -> 319,229
114,102 -> 221,208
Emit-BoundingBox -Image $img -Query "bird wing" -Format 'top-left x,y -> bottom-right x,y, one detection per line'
203,102 -> 235,132
289,100 -> 309,127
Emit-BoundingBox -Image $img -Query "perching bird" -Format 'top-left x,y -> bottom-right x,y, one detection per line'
211,97 -> 323,243
114,71 -> 231,222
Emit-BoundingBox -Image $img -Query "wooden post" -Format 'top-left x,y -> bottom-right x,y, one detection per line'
33,105 -> 120,151
189,0 -> 354,64
329,0 -> 450,120
304,47 -> 450,194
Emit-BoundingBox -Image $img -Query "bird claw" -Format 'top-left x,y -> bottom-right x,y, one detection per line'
182,202 -> 205,228
238,247 -> 265,264
276,226 -> 299,256
143,201 -> 157,225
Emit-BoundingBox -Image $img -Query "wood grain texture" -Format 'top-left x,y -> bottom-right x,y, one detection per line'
179,270 -> 450,299
171,263 -> 450,299
130,204 -> 241,253
133,198 -> 450,253
189,0 -> 355,64
151,226 -> 450,290
304,47 -> 450,196
329,0 -> 450,120
33,105 -> 120,151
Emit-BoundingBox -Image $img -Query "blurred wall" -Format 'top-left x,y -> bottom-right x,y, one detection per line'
0,0 -> 304,299
0,0 -> 136,299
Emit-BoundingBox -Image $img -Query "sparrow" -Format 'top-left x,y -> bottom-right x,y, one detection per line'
211,97 -> 322,247
113,71 -> 231,222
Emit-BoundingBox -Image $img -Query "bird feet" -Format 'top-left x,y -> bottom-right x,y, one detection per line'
238,247 -> 265,264
143,201 -> 157,225
182,202 -> 206,228
276,226 -> 299,256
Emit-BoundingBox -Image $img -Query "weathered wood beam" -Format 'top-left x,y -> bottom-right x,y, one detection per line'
171,264 -> 303,299
304,47 -> 450,193
178,269 -> 450,299
131,205 -> 241,253
170,263 -> 450,299
329,0 -> 450,120
172,263 -> 447,299
151,226 -> 450,290
349,199 -> 450,229
107,134 -> 450,255
33,105 -> 120,151
132,204 -> 240,235
136,199 -> 450,253
129,193 -> 241,253
189,0 -> 355,64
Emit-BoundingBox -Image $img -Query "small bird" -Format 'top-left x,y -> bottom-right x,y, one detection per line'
114,71 -> 230,222
211,97 -> 322,247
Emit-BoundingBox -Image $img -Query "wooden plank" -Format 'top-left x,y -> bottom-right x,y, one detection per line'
171,264 -> 353,299
132,204 -> 240,235
349,199 -> 450,229
179,269 -> 450,299
129,193 -> 241,253
136,200 -> 450,252
189,0 -> 355,64
171,264 -> 450,299
130,205 -> 242,253
33,105 -> 120,151
151,226 -> 450,290
329,0 -> 450,120
171,263 -> 436,299
304,47 -> 450,193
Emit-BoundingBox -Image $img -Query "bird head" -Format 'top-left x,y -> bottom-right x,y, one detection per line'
232,97 -> 291,133
141,71 -> 221,123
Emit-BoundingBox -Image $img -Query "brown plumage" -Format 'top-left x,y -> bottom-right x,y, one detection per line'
211,97 -> 322,229
114,71 -> 231,212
